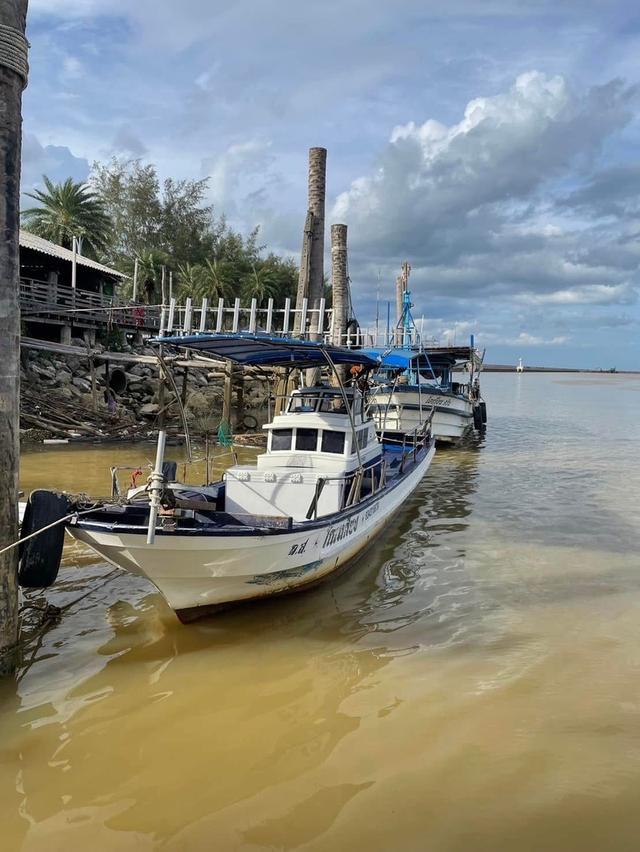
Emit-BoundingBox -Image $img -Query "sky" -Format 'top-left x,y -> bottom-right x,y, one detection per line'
22,0 -> 640,368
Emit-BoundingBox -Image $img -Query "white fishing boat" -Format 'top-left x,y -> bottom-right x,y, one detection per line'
368,344 -> 486,445
361,265 -> 486,445
20,334 -> 435,622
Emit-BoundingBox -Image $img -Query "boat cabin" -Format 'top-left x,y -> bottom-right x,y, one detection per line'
224,386 -> 382,522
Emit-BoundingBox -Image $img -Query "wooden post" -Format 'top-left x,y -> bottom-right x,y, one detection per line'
0,0 -> 28,675
132,257 -> 139,302
293,210 -> 313,336
181,367 -> 189,406
234,368 -> 245,423
89,357 -> 98,411
222,359 -> 233,428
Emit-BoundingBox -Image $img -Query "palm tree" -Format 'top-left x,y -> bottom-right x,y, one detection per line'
242,263 -> 280,307
177,262 -> 206,299
0,0 -> 28,675
22,176 -> 112,257
201,258 -> 232,301
135,250 -> 167,304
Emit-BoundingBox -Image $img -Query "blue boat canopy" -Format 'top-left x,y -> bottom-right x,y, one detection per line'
363,345 -> 480,369
155,332 -> 381,369
360,348 -> 432,370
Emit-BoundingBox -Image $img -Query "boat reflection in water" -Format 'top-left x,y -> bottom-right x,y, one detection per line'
3,442 -> 482,850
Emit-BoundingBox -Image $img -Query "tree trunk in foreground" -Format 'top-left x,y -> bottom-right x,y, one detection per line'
0,0 -> 28,675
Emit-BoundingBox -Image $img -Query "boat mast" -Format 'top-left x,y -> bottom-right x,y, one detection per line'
147,308 -> 168,545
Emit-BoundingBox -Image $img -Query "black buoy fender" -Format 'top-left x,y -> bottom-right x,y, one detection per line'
18,490 -> 72,589
473,405 -> 483,431
480,401 -> 487,424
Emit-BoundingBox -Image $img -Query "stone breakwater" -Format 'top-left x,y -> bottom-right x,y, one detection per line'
20,340 -> 269,443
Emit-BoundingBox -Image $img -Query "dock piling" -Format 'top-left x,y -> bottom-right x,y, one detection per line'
0,0 -> 28,675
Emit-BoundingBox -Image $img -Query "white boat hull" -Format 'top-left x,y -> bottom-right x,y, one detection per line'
69,445 -> 435,617
373,389 -> 475,443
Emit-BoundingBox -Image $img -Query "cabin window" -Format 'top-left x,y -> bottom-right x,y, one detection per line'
295,428 -> 318,451
289,395 -> 318,413
321,430 -> 345,454
319,395 -> 348,414
271,429 -> 292,451
351,429 -> 369,452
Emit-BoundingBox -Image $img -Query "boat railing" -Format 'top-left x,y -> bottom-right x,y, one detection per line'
396,413 -> 435,473
303,456 -> 390,520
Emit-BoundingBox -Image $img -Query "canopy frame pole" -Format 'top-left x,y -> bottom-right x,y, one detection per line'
321,347 -> 363,470
147,310 -> 168,545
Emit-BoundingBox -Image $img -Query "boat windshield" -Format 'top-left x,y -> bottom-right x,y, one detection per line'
289,394 -> 319,413
288,389 -> 353,415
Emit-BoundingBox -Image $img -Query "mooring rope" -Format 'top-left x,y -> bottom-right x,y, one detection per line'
0,505 -> 103,558
0,24 -> 29,87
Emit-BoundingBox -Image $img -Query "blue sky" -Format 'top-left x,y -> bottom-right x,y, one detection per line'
23,0 -> 640,368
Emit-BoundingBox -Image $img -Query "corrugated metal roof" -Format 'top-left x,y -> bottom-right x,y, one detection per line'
19,230 -> 127,279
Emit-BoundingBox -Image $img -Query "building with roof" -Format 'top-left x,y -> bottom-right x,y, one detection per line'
19,230 -> 159,345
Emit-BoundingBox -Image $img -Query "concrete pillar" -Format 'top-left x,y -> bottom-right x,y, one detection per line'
84,328 -> 96,347
294,148 -> 327,340
308,147 -> 326,341
331,224 -> 348,347
60,324 -> 72,346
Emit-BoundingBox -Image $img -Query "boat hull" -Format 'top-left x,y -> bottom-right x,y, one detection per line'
68,445 -> 435,618
373,388 -> 475,443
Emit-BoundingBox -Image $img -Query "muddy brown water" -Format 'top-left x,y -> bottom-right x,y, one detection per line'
2,373 -> 640,851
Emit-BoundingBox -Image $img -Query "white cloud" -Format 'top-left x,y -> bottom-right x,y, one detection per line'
333,72 -> 633,252
62,55 -> 83,80
203,140 -> 273,212
518,283 -> 637,306
21,134 -> 90,198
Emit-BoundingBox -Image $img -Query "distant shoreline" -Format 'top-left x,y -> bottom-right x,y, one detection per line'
476,366 -> 640,374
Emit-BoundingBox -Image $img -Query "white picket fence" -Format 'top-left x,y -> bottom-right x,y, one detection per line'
160,296 -> 329,338
158,296 -> 439,350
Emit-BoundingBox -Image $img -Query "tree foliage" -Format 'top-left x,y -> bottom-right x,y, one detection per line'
90,158 -> 298,306
21,159 -> 299,308
22,176 -> 112,257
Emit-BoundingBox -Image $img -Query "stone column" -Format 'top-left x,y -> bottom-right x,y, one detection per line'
331,224 -> 348,347
308,147 -> 327,341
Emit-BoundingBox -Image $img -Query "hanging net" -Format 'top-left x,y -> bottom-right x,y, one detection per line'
217,419 -> 233,447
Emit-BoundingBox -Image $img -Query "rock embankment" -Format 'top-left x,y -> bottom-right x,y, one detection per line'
20,340 -> 269,443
